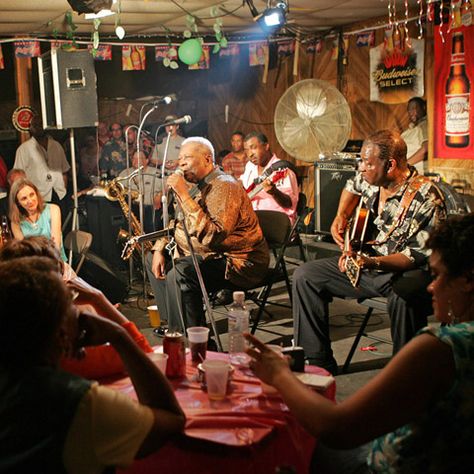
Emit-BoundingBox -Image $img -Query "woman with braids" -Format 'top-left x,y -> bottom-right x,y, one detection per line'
246,213 -> 474,473
0,236 -> 153,379
0,256 -> 184,473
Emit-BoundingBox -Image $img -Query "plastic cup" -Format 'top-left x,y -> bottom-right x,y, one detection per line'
147,305 -> 161,328
148,352 -> 168,373
187,326 -> 210,364
202,360 -> 229,401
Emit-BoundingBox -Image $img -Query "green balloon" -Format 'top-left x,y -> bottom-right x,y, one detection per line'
178,39 -> 203,65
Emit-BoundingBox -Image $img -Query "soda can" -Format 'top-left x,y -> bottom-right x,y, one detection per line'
163,331 -> 186,378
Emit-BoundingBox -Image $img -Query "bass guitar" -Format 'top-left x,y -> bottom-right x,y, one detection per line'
344,202 -> 371,287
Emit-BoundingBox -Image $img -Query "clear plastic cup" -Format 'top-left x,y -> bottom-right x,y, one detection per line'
202,359 -> 229,400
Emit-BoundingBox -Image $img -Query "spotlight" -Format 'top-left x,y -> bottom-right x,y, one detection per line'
115,25 -> 125,39
245,0 -> 288,35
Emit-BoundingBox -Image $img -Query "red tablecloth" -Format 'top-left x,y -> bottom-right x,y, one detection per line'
110,351 -> 336,474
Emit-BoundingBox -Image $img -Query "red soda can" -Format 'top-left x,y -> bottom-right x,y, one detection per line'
163,331 -> 186,378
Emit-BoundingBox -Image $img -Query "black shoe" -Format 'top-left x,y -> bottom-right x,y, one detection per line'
153,326 -> 167,337
213,289 -> 234,306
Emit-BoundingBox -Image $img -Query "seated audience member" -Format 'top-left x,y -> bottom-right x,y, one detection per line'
292,129 -> 446,374
240,132 -> 298,224
99,122 -> 127,179
118,150 -> 163,233
6,168 -> 26,188
247,213 -> 474,473
221,131 -> 248,179
150,115 -> 185,171
146,137 -> 269,331
9,178 -> 67,261
78,134 -> 99,188
0,154 -> 7,191
0,256 -> 184,473
97,121 -> 110,149
0,236 -> 153,379
401,97 -> 427,175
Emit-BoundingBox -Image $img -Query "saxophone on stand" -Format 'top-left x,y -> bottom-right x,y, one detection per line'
103,177 -> 153,260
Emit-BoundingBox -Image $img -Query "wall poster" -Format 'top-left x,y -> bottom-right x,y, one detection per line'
434,25 -> 474,160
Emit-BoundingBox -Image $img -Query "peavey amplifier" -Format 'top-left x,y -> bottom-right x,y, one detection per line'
314,159 -> 358,234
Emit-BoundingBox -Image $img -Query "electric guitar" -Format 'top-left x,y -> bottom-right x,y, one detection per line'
247,168 -> 288,200
344,203 -> 371,287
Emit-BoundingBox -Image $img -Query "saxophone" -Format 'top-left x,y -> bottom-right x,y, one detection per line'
103,178 -> 153,259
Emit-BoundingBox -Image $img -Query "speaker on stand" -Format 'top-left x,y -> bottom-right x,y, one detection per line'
314,159 -> 358,236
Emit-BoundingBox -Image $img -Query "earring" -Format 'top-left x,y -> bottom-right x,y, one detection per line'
448,300 -> 458,325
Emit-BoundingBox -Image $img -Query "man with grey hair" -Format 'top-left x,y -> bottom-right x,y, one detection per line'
146,137 -> 269,335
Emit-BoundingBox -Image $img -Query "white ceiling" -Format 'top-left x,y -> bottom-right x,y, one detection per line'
0,1 -> 419,39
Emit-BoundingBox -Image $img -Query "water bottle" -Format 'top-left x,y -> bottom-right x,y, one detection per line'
228,291 -> 250,366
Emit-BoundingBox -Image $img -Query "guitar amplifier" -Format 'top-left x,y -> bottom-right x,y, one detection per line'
314,159 -> 358,234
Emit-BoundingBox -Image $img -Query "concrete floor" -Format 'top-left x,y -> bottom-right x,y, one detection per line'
118,235 -> 400,402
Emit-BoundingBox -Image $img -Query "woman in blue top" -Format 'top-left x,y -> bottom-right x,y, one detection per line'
9,178 -> 67,261
246,213 -> 474,473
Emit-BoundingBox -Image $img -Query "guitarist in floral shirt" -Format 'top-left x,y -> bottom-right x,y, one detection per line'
293,129 -> 446,374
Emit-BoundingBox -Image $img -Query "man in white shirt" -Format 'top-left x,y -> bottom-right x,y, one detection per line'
401,97 -> 428,175
150,115 -> 185,171
118,151 -> 163,232
14,114 -> 70,215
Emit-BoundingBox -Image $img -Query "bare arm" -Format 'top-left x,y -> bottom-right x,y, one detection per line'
352,252 -> 416,273
407,141 -> 427,166
246,333 -> 454,448
262,179 -> 292,208
49,204 -> 63,252
11,221 -> 24,240
330,189 -> 360,248
78,313 -> 185,454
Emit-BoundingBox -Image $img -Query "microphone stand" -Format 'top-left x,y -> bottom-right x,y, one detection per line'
136,104 -> 160,298
124,124 -> 138,285
174,200 -> 223,352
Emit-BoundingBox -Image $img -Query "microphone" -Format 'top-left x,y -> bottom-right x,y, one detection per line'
174,168 -> 184,177
152,94 -> 176,106
163,115 -> 192,127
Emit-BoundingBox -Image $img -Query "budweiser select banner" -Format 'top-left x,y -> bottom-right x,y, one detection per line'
434,25 -> 474,160
369,39 -> 424,104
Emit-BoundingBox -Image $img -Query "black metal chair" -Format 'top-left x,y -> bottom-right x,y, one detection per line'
284,192 -> 308,263
341,297 -> 390,373
247,210 -> 296,334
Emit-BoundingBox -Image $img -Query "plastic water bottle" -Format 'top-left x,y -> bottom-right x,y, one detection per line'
228,291 -> 249,366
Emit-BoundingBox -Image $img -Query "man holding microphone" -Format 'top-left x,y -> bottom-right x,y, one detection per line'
146,137 -> 269,334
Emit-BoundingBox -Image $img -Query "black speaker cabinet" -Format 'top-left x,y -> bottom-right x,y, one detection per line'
85,196 -> 126,270
38,49 -> 98,129
314,160 -> 358,234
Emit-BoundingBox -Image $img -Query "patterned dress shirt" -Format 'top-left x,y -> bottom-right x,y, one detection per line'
152,168 -> 269,288
345,166 -> 446,265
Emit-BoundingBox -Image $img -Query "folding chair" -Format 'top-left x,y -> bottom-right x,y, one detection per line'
64,230 -> 93,274
341,297 -> 391,373
285,192 -> 308,263
248,210 -> 295,334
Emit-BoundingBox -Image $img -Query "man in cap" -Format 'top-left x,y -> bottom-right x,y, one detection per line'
150,115 -> 185,171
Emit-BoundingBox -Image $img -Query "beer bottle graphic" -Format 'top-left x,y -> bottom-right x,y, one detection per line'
445,31 -> 471,148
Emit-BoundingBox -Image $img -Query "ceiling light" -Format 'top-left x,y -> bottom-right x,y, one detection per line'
84,9 -> 115,19
246,0 -> 288,35
115,25 -> 125,39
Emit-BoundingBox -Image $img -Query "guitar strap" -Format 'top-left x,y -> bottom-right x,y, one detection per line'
367,174 -> 431,246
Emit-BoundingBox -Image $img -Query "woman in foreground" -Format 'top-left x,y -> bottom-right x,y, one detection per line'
246,213 -> 474,473
0,257 -> 184,473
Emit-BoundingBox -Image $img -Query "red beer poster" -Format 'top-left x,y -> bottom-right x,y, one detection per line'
434,25 -> 474,160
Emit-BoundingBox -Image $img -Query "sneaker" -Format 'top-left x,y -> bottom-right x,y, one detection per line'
213,289 -> 234,306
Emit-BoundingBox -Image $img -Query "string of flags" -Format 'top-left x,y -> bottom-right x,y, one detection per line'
0,32 -> 379,71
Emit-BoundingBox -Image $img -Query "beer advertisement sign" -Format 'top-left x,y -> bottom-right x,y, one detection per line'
369,39 -> 424,104
434,26 -> 474,160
